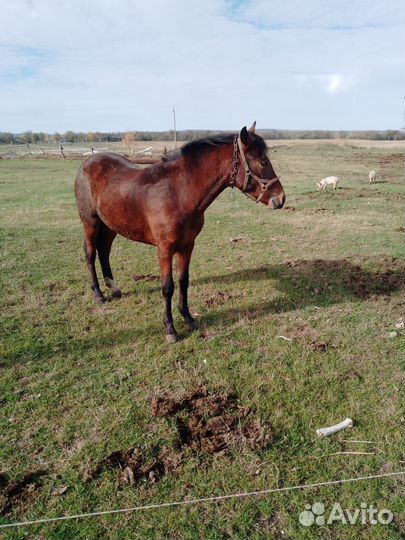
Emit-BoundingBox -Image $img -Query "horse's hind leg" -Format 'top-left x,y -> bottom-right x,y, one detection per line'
97,223 -> 121,298
158,246 -> 178,343
176,244 -> 197,331
83,218 -> 105,303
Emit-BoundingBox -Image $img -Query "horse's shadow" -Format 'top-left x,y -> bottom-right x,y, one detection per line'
8,258 -> 402,366
92,257 -> 403,341
191,257 -> 403,327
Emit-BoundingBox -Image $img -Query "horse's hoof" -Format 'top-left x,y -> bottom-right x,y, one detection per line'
95,294 -> 106,304
166,333 -> 179,344
185,320 -> 198,332
111,288 -> 122,299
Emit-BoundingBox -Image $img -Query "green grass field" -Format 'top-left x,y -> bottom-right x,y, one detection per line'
0,141 -> 404,539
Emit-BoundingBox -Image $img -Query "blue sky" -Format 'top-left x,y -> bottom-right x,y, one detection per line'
0,0 -> 403,132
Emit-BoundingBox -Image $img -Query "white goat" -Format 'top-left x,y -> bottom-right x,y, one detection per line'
369,170 -> 377,183
317,176 -> 339,190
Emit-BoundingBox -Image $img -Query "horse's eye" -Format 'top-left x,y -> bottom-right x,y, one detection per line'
260,160 -> 267,167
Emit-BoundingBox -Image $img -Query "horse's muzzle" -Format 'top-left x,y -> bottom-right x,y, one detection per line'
269,194 -> 286,209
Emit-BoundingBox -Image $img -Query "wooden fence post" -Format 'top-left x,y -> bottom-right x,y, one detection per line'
11,142 -> 17,157
59,145 -> 65,159
172,106 -> 177,150
26,143 -> 32,157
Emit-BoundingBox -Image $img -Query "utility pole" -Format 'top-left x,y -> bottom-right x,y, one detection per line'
172,106 -> 177,149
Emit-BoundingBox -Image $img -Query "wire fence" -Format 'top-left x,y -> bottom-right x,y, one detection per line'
0,143 -> 165,163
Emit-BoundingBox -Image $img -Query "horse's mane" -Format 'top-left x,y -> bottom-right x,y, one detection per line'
181,134 -> 235,157
180,132 -> 267,159
162,132 -> 267,164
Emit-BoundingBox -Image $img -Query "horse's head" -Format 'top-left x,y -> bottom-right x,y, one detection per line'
235,122 -> 285,209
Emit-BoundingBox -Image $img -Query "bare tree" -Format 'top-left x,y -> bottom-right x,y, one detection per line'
122,131 -> 138,155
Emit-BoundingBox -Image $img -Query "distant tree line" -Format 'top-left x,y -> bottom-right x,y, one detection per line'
0,131 -> 123,144
0,128 -> 403,145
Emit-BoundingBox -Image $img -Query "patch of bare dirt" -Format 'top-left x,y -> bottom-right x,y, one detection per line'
131,274 -> 160,282
337,258 -> 404,298
288,324 -> 320,343
152,386 -> 272,455
342,370 -> 363,382
205,291 -> 235,307
86,387 -> 272,487
285,259 -> 301,268
377,154 -> 403,166
84,446 -> 181,486
151,385 -> 236,418
0,470 -> 47,514
284,257 -> 404,299
175,414 -> 269,455
310,342 -> 329,353
200,329 -> 218,342
352,152 -> 403,166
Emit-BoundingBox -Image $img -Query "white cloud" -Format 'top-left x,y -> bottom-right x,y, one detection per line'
293,73 -> 354,94
234,0 -> 401,29
326,74 -> 343,94
0,0 -> 402,131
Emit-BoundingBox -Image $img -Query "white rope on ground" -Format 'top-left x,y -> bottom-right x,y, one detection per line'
0,470 -> 403,529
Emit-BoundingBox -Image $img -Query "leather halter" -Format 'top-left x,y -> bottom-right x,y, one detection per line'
231,135 -> 280,204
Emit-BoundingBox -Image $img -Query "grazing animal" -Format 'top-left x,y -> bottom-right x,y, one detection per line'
369,170 -> 377,183
75,123 -> 285,343
317,176 -> 339,190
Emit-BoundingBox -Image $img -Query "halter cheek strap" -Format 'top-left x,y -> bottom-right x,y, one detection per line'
231,135 -> 280,204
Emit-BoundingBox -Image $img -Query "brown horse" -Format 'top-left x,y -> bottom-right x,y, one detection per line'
75,122 -> 285,343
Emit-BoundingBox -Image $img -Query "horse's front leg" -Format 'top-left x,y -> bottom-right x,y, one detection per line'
176,243 -> 197,332
158,246 -> 178,343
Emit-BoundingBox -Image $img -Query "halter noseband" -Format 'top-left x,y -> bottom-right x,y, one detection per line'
230,135 -> 280,204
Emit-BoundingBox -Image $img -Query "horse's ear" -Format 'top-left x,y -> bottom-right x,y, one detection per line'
248,121 -> 256,134
240,126 -> 253,146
